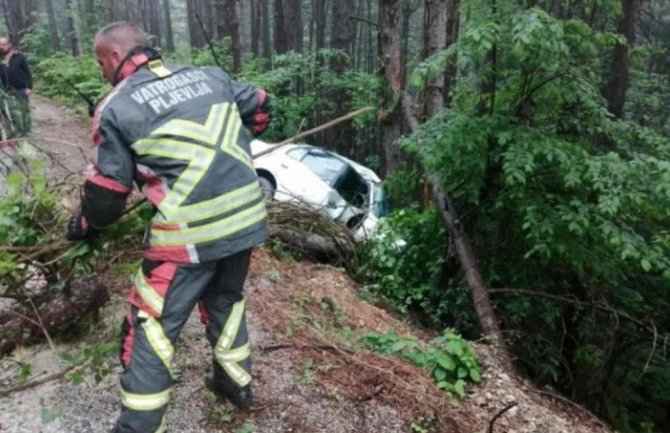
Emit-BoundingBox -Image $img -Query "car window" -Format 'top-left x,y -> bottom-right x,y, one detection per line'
373,186 -> 390,218
286,147 -> 309,161
300,150 -> 347,186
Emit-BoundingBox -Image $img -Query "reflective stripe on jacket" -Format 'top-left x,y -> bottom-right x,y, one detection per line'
85,60 -> 270,263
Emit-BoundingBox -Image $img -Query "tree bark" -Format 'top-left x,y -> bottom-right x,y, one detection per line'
261,0 -> 272,64
444,0 -> 460,105
250,0 -> 262,57
222,0 -> 244,71
604,0 -> 640,118
187,0 -> 206,48
22,0 -> 38,31
315,0 -> 327,50
274,0 -> 289,54
65,0 -> 81,56
146,0 -> 162,46
400,92 -> 514,370
423,0 -> 447,116
326,0 -> 356,157
163,0 -> 175,52
45,0 -> 61,51
378,0 -> 403,176
108,0 -> 118,21
285,0 -> 303,52
0,0 -> 17,45
0,275 -> 109,355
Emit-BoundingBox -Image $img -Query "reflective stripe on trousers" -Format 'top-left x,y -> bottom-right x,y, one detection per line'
115,249 -> 253,433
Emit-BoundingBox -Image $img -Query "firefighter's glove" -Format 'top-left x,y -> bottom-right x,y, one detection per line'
66,215 -> 90,241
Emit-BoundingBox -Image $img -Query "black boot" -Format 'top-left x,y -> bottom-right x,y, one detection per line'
205,372 -> 253,410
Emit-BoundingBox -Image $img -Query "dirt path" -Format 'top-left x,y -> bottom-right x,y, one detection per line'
30,94 -> 91,176
0,97 -> 613,433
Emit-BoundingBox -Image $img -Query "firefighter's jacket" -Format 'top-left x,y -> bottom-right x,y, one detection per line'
81,55 -> 272,263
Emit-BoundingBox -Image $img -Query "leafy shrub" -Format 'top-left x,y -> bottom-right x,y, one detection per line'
357,206 -> 475,329
34,53 -> 108,115
364,329 -> 481,398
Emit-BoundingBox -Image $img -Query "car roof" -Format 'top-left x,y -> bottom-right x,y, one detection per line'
252,140 -> 382,183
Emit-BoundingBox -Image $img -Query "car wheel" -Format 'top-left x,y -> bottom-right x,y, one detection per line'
258,175 -> 276,200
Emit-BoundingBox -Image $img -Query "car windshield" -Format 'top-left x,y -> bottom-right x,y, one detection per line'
300,149 -> 347,187
373,186 -> 390,218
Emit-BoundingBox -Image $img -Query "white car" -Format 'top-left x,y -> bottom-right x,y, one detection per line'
251,140 -> 390,241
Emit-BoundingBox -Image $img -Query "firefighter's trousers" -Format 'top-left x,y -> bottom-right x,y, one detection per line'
114,249 -> 253,433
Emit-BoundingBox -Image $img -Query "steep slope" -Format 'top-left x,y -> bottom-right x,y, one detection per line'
0,97 -> 612,433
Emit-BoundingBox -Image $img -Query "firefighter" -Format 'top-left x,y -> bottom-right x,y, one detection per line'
66,22 -> 272,433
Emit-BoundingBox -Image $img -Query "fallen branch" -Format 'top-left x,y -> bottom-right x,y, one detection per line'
252,106 -> 374,158
401,92 -> 514,370
487,402 -> 518,433
0,363 -> 79,398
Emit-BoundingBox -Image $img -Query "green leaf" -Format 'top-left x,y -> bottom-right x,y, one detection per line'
641,259 -> 652,272
434,368 -> 447,382
436,354 -> 456,371
469,368 -> 481,382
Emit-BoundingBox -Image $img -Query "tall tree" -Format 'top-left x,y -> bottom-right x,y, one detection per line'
315,0 -> 327,50
0,0 -> 17,45
285,0 -> 303,52
422,0 -> 447,116
222,0 -> 244,71
378,0 -> 403,176
143,0 -> 161,46
108,0 -> 118,21
163,0 -> 175,52
22,0 -> 38,33
45,0 -> 61,51
326,0 -> 356,156
443,0 -> 460,105
250,0 -> 262,57
274,0 -> 289,54
604,0 -> 641,118
261,0 -> 272,63
187,0 -> 206,48
65,0 -> 81,56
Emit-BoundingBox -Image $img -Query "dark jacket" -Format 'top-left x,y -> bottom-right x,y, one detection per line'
82,53 -> 272,263
0,51 -> 32,92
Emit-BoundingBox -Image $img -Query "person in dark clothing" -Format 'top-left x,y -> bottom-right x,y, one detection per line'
0,37 -> 32,132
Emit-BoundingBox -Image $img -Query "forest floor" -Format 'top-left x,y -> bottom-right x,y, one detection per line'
0,96 -> 612,433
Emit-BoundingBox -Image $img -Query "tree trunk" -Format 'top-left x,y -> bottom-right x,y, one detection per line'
187,0 -> 206,48
400,92 -> 514,370
108,0 -> 117,21
250,0 -> 262,57
326,0 -> 356,157
222,0 -> 244,71
0,275 -> 109,355
285,0 -> 303,52
146,0 -> 161,46
65,0 -> 81,56
163,0 -> 175,52
261,0 -> 272,64
444,0 -> 460,105
45,0 -> 61,51
604,0 -> 640,118
22,0 -> 38,31
422,0 -> 447,116
0,0 -> 16,45
315,0 -> 327,49
378,0 -> 403,177
274,0 -> 289,54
